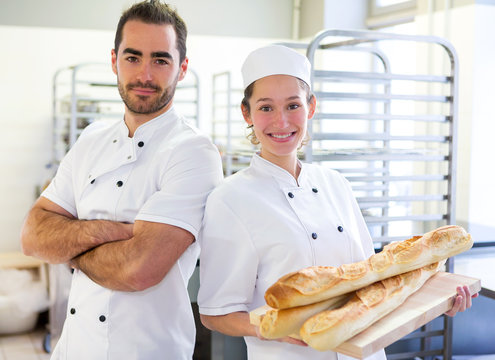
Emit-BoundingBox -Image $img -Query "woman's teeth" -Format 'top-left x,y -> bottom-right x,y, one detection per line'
271,133 -> 293,139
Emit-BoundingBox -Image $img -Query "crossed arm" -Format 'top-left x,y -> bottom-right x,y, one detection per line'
21,196 -> 194,291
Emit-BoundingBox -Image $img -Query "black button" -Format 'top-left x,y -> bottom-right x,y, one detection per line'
70,308 -> 76,315
338,226 -> 344,232
288,192 -> 294,198
116,181 -> 123,187
138,141 -> 144,147
90,179 -> 95,184
99,315 -> 106,322
312,233 -> 318,239
312,188 -> 318,193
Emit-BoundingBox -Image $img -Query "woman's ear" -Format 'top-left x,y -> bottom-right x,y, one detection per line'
308,95 -> 317,119
241,103 -> 252,126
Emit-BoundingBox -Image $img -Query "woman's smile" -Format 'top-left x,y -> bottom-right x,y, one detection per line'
268,131 -> 297,140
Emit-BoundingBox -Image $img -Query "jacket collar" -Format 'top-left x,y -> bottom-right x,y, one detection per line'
250,153 -> 306,188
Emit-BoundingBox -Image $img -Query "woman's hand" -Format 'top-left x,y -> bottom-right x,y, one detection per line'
254,325 -> 308,346
445,285 -> 478,317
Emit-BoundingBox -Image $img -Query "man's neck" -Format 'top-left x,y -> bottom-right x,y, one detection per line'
123,104 -> 172,138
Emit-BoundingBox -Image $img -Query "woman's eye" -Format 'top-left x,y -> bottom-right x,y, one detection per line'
288,103 -> 300,110
259,106 -> 271,112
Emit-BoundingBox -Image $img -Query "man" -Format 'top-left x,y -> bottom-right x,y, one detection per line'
20,1 -> 223,359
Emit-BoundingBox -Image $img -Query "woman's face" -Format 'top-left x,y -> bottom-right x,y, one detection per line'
242,74 -> 315,165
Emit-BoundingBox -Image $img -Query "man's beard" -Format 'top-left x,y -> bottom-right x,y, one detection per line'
117,73 -> 179,115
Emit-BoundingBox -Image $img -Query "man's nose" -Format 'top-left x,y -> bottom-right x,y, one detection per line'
137,63 -> 153,82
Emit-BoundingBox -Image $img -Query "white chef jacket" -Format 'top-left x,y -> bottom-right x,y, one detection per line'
198,154 -> 386,360
42,107 -> 223,360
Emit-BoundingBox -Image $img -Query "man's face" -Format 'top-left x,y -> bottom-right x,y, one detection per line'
112,20 -> 188,117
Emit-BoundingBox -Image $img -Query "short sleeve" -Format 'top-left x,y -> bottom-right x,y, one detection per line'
135,136 -> 223,238
41,145 -> 77,217
197,192 -> 259,316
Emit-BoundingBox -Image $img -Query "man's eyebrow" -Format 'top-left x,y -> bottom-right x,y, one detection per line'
152,51 -> 173,59
123,48 -> 142,56
122,48 -> 173,60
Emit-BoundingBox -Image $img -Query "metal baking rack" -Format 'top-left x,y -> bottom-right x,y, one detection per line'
211,71 -> 252,176
304,29 -> 459,360
210,29 -> 460,359
52,63 -> 200,167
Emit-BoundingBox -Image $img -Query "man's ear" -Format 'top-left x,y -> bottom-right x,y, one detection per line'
178,57 -> 189,81
111,49 -> 118,75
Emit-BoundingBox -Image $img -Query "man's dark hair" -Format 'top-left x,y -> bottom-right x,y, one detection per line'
114,0 -> 187,63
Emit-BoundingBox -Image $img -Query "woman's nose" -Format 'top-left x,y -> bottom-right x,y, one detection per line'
274,110 -> 289,128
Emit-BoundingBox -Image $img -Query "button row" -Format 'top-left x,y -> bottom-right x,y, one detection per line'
310,226 -> 344,240
285,189 -> 344,238
111,139 -> 145,148
69,308 -> 106,322
287,188 -> 319,198
89,179 -> 125,187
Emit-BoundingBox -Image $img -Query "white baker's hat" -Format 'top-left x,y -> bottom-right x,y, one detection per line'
241,44 -> 312,90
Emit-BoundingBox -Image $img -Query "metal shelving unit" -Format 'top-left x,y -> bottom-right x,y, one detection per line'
210,29 -> 461,359
304,29 -> 459,360
211,71 -> 254,176
52,63 -> 200,167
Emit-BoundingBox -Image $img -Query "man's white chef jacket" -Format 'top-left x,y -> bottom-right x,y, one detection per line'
42,107 -> 223,360
198,154 -> 386,360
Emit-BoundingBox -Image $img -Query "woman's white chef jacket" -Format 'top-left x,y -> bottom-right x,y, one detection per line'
42,107 -> 223,360
198,154 -> 386,360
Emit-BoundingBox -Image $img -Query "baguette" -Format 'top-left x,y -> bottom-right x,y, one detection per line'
265,225 -> 472,309
300,261 -> 443,351
258,294 -> 350,339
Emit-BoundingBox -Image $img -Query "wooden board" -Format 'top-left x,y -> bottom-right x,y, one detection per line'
250,272 -> 480,359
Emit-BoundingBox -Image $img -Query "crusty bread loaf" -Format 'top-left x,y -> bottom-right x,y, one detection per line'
258,294 -> 350,339
300,261 -> 443,351
265,225 -> 472,309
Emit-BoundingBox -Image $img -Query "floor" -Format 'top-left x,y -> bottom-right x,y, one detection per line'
0,328 -> 50,360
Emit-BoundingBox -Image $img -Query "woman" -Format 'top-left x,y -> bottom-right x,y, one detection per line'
197,45 -> 473,360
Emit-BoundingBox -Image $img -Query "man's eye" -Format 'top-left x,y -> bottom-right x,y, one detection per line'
156,59 -> 169,65
126,56 -> 138,63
